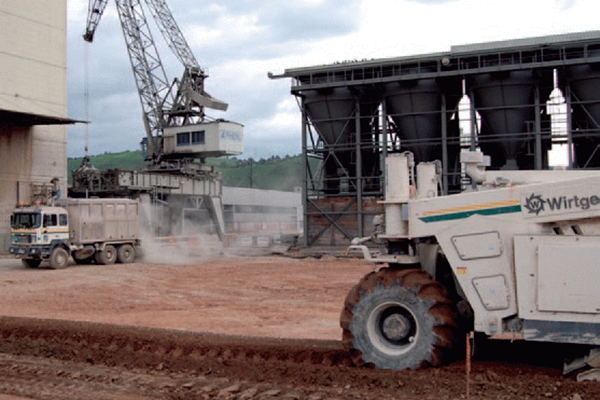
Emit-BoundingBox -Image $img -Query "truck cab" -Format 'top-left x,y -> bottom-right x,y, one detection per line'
9,206 -> 70,268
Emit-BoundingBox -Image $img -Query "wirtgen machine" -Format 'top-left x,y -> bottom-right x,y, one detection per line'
342,150 -> 600,380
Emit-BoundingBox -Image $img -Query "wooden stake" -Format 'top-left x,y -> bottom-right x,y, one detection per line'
466,331 -> 473,399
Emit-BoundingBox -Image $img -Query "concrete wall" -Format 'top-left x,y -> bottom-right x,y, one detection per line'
222,187 -> 302,236
0,1 -> 68,252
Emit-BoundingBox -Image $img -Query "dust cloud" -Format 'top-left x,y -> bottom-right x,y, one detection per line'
139,233 -> 224,264
137,196 -> 225,264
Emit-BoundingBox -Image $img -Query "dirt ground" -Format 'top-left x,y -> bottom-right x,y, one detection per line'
0,250 -> 598,399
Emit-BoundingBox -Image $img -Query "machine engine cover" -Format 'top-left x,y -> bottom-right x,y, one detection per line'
514,235 -> 600,320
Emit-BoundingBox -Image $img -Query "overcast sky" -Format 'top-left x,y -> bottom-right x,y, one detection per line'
66,0 -> 598,160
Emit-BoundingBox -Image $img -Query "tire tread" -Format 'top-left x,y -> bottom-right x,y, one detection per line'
340,266 -> 456,370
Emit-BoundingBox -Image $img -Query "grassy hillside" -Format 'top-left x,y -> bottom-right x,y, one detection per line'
68,151 -> 317,192
67,150 -> 146,174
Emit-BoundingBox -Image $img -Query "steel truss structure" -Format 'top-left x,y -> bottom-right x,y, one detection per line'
84,0 -> 228,162
272,31 -> 600,247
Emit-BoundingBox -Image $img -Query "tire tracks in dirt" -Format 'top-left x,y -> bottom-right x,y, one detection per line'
0,316 -> 402,399
1,316 -> 598,399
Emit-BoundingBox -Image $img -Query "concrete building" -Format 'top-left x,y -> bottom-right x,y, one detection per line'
0,1 -> 70,251
222,187 -> 302,247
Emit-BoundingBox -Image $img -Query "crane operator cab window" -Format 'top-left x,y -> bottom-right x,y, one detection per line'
177,130 -> 205,146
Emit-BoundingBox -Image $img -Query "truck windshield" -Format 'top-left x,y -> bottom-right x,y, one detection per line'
11,213 -> 41,229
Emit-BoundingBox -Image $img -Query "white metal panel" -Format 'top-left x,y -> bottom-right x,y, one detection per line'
58,199 -> 140,244
385,153 -> 411,203
408,173 -> 600,239
518,177 -> 600,223
452,231 -> 502,260
408,184 -> 525,238
538,245 -> 600,313
514,235 -> 600,323
472,275 -> 510,310
434,215 -> 528,334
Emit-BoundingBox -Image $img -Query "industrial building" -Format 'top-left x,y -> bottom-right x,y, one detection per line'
0,1 -> 71,251
273,31 -> 600,247
222,186 -> 302,246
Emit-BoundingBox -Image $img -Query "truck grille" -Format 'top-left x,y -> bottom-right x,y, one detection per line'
14,234 -> 33,243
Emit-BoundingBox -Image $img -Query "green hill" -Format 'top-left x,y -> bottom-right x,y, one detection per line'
67,151 -> 318,192
67,150 -> 146,173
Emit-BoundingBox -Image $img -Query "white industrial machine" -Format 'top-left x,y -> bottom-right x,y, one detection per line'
343,150 -> 600,380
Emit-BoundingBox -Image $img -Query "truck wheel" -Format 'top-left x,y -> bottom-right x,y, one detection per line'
340,267 -> 455,371
49,247 -> 69,269
117,244 -> 135,264
96,245 -> 117,265
22,259 -> 41,268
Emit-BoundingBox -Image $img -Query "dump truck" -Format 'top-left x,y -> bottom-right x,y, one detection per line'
9,198 -> 140,269
342,150 -> 600,380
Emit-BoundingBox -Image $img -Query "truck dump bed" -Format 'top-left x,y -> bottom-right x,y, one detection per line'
56,198 -> 139,244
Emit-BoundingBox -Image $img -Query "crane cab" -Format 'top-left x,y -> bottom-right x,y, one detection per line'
162,120 -> 243,159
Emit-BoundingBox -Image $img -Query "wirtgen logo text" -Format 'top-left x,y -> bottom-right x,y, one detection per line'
523,193 -> 600,215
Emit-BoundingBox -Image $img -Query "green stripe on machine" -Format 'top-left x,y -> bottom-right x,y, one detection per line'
419,204 -> 522,223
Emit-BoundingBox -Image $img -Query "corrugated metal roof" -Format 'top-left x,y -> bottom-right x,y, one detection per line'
271,30 -> 600,78
451,30 -> 600,54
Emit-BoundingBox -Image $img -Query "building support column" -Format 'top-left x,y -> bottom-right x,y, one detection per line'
441,93 -> 448,195
469,88 -> 478,151
355,98 -> 363,238
566,82 -> 574,168
534,84 -> 543,170
381,99 -> 388,198
301,97 -> 309,246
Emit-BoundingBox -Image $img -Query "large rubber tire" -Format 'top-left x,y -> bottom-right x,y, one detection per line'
117,244 -> 135,264
95,245 -> 117,265
340,267 -> 455,371
21,259 -> 41,268
49,247 -> 69,270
